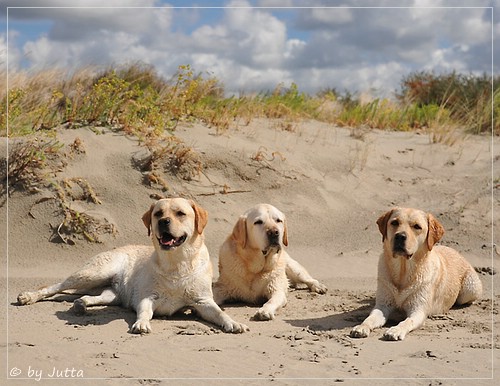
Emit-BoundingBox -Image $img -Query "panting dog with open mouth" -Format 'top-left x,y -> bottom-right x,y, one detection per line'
17,198 -> 248,334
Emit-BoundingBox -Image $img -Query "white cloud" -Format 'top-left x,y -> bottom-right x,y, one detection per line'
13,4 -> 174,72
292,5 -> 495,85
424,45 -> 471,73
224,2 -> 288,68
284,38 -> 305,60
3,3 -> 497,97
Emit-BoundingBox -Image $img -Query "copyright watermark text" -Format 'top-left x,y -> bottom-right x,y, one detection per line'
10,366 -> 84,381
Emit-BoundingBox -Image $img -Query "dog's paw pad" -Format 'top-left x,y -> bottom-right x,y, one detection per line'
224,322 -> 249,333
252,309 -> 274,321
311,282 -> 328,294
131,320 -> 152,334
73,299 -> 87,315
383,327 -> 406,341
350,325 -> 370,338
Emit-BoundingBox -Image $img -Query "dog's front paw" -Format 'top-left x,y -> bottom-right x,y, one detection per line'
131,319 -> 152,334
350,324 -> 371,338
310,281 -> 328,294
17,292 -> 36,305
222,320 -> 249,333
383,326 -> 407,341
253,308 -> 275,321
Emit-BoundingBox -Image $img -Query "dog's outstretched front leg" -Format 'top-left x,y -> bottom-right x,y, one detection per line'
131,297 -> 154,334
193,298 -> 249,333
383,309 -> 426,341
253,290 -> 287,321
285,257 -> 327,294
350,304 -> 392,338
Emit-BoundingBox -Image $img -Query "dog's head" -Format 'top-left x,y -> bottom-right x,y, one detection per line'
231,203 -> 288,257
377,207 -> 444,260
142,198 -> 208,251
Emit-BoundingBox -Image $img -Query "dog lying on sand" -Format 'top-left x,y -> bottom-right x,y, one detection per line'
18,198 -> 248,334
213,203 -> 327,321
351,207 -> 482,341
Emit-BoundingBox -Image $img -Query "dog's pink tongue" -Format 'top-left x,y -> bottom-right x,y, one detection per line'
161,238 -> 175,246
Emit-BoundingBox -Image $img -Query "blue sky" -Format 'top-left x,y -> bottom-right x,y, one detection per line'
1,0 -> 498,98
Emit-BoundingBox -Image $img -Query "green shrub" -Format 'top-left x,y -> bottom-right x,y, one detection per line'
398,71 -> 498,133
2,64 -> 498,138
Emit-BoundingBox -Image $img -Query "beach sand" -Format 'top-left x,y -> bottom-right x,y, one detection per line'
2,119 -> 498,384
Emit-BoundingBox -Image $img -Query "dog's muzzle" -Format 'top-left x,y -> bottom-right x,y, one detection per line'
393,232 -> 412,259
156,218 -> 187,250
263,228 -> 281,257
262,245 -> 281,258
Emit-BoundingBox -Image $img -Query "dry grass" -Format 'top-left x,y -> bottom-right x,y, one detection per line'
5,136 -> 64,193
2,133 -> 116,243
61,177 -> 101,204
53,181 -> 116,243
2,64 -> 498,141
141,134 -> 203,181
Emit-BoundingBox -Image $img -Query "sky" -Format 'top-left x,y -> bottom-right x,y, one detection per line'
0,0 -> 498,98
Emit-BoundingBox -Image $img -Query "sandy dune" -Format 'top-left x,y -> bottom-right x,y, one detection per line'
1,119 -> 498,384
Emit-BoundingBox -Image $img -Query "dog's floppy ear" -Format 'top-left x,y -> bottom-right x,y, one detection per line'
231,216 -> 247,248
283,218 -> 289,247
190,200 -> 208,235
427,213 -> 445,250
376,208 -> 395,241
142,204 -> 155,236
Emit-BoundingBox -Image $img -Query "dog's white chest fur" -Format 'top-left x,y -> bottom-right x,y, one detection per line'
153,296 -> 186,316
151,255 -> 212,315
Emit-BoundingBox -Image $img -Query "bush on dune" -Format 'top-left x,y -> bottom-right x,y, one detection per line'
1,63 -> 497,139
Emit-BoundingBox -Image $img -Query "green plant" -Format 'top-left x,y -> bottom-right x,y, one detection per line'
3,64 -> 498,141
398,71 -> 498,134
257,82 -> 322,120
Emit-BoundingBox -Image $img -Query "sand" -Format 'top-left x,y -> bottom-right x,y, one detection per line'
1,119 -> 498,385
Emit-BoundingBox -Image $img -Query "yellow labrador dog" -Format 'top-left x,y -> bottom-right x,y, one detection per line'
18,198 -> 248,334
351,207 -> 482,341
213,203 -> 327,321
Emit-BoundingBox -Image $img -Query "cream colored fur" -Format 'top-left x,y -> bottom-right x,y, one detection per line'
350,207 -> 482,341
18,198 -> 248,334
213,203 -> 327,321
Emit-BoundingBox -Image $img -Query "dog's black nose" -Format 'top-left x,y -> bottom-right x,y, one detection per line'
267,228 -> 279,237
158,218 -> 171,232
394,232 -> 407,247
267,228 -> 280,243
395,232 -> 407,241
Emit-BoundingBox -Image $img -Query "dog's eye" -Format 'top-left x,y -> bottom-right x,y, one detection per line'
276,218 -> 283,223
390,219 -> 399,226
413,224 -> 422,230
154,210 -> 163,218
176,211 -> 186,217
254,220 -> 263,225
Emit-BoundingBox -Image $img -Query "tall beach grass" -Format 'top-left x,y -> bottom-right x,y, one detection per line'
1,63 -> 498,139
